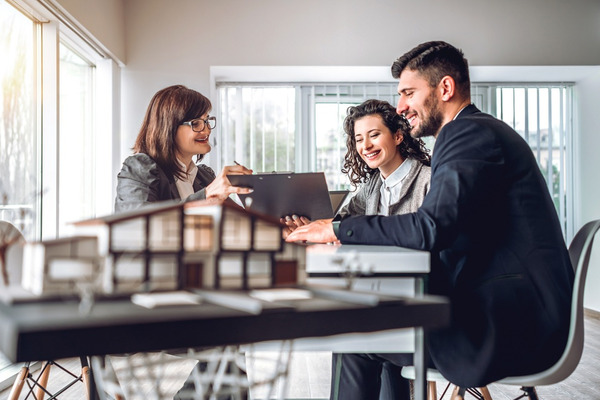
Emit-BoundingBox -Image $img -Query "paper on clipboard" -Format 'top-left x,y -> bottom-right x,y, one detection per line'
226,172 -> 334,220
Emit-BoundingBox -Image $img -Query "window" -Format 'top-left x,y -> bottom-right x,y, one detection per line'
1,0 -> 120,242
218,83 -> 404,190
0,1 -> 39,241
472,84 -> 573,236
218,86 -> 296,173
58,42 -> 96,235
217,81 -> 573,235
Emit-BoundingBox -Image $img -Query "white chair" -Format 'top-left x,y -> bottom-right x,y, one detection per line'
0,220 -> 92,400
0,220 -> 25,287
402,219 -> 600,400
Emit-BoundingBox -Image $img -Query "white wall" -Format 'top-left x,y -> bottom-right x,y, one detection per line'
575,70 -> 600,310
55,0 -> 600,309
117,0 -> 600,156
53,0 -> 126,63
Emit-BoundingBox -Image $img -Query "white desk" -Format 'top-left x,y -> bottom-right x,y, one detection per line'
300,244 -> 429,352
251,244 -> 433,399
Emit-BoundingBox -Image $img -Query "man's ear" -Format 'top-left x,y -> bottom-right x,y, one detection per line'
439,75 -> 455,102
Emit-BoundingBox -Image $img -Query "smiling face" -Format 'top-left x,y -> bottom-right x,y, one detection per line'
175,113 -> 212,163
396,69 -> 444,139
354,114 -> 405,178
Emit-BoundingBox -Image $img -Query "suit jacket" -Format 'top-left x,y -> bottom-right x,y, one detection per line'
114,153 -> 216,213
337,160 -> 431,218
337,105 -> 574,387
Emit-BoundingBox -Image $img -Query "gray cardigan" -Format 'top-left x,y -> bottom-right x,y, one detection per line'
114,153 -> 216,213
337,160 -> 431,218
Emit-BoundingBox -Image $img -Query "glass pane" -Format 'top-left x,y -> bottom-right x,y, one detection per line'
493,85 -> 570,234
219,86 -> 295,173
315,102 -> 355,190
59,43 -> 95,234
0,2 -> 38,241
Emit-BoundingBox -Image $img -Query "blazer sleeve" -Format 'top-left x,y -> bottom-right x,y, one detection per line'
114,154 -> 169,212
187,164 -> 216,202
337,117 -> 504,251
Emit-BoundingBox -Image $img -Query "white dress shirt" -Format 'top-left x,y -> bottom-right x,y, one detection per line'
378,158 -> 414,216
174,159 -> 198,200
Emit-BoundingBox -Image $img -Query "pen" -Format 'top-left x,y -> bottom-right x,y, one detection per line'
234,160 -> 241,166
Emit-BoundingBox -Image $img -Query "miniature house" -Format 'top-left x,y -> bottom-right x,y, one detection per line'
58,198 -> 307,294
183,199 -> 305,290
21,235 -> 101,295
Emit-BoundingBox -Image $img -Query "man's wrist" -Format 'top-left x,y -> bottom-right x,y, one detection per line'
332,220 -> 341,239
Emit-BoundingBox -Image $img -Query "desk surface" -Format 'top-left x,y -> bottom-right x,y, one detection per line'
0,288 -> 449,363
306,244 -> 430,274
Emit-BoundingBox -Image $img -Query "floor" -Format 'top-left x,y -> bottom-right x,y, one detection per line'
1,310 -> 599,399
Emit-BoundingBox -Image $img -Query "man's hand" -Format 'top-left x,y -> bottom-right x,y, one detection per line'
285,218 -> 338,244
280,215 -> 311,239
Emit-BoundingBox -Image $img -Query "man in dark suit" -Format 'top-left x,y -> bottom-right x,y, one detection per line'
287,41 -> 574,398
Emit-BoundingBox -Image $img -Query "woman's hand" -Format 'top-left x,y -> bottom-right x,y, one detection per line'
280,215 -> 311,239
205,164 -> 253,200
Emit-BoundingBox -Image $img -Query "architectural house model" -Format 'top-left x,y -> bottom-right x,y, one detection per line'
22,199 -> 305,296
21,236 -> 101,295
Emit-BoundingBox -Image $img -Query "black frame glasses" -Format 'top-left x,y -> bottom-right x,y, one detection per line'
181,116 -> 217,132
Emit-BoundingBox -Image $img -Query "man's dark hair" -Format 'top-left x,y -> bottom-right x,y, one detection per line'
391,41 -> 471,98
342,99 -> 431,186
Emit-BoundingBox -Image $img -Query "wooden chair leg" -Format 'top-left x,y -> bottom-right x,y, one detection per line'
35,361 -> 52,400
427,381 -> 438,400
451,386 -> 466,400
81,360 -> 91,399
8,363 -> 29,400
478,386 -> 493,400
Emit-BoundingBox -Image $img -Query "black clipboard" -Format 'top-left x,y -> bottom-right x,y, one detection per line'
227,172 -> 334,220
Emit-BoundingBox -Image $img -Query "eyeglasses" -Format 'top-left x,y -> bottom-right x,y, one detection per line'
181,116 -> 217,132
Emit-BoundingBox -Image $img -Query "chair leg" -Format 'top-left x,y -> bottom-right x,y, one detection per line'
451,386 -> 466,400
81,356 -> 91,400
8,363 -> 30,400
35,361 -> 52,400
478,386 -> 493,400
428,381 -> 438,400
521,386 -> 539,400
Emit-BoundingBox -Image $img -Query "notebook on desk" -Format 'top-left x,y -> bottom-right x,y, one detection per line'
227,172 -> 334,220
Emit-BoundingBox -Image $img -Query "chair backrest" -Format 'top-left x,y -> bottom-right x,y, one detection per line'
501,219 -> 600,386
0,220 -> 25,286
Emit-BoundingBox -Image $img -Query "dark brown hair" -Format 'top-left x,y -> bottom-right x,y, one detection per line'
133,85 -> 212,180
391,41 -> 471,99
342,99 -> 431,186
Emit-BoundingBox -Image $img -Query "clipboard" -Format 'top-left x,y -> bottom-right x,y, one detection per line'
227,172 -> 334,220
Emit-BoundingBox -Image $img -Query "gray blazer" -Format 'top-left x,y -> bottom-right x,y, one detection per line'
115,153 -> 216,213
337,160 -> 431,218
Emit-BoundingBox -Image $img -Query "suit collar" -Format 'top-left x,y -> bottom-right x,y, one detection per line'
455,103 -> 480,118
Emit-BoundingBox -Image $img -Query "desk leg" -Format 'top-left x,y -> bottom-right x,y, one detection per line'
413,327 -> 427,400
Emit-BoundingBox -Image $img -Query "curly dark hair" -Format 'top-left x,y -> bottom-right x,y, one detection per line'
342,99 -> 431,187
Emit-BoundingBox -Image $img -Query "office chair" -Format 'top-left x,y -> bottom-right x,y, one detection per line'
0,220 -> 92,400
402,219 -> 600,400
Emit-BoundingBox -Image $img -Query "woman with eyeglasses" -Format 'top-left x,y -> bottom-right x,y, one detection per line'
115,85 -> 252,212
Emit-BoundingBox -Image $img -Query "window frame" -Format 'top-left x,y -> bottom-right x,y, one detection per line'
212,67 -> 576,241
2,0 -> 121,241
1,0 -> 121,384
